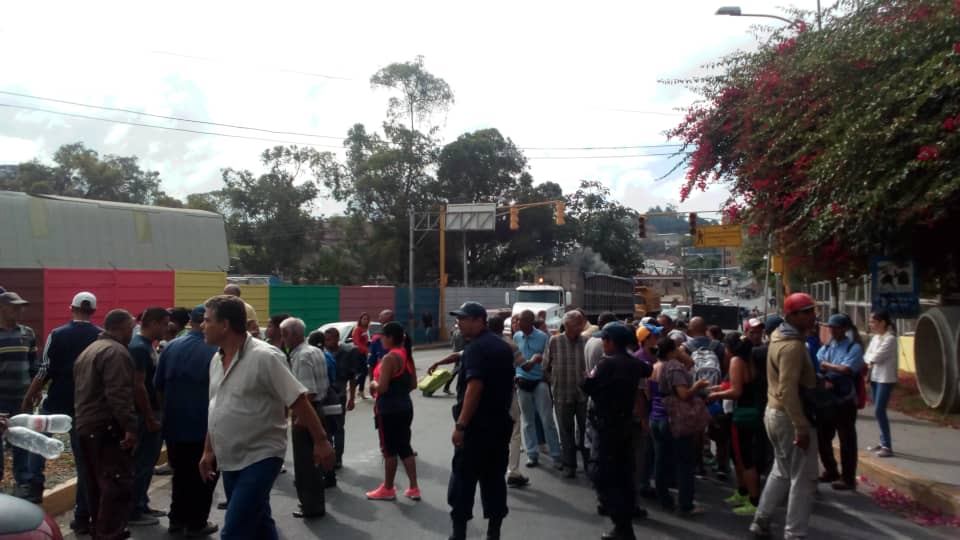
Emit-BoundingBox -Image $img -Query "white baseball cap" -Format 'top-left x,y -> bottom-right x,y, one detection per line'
71,292 -> 97,310
745,317 -> 764,330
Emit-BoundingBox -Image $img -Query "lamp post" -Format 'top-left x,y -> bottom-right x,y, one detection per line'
715,5 -> 816,29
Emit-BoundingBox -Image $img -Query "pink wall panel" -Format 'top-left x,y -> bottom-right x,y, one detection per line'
338,286 -> 395,322
0,269 -> 45,344
43,269 -> 175,336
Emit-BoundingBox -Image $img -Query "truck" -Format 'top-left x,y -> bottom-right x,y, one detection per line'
506,267 -> 635,332
634,285 -> 662,320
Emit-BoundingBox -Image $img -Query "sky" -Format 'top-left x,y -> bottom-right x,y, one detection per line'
0,0 -> 824,217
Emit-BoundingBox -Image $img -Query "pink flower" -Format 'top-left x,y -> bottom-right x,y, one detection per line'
944,116 -> 959,132
917,145 -> 940,161
955,43 -> 960,54
777,38 -> 796,53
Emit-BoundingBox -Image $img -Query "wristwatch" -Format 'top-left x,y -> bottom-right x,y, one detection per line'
455,422 -> 467,432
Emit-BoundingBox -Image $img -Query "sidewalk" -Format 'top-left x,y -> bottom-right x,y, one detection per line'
846,406 -> 960,517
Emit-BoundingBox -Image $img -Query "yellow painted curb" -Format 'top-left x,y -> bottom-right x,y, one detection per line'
43,447 -> 168,517
834,442 -> 960,517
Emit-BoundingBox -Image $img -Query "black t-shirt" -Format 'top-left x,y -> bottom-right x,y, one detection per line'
456,329 -> 514,429
129,333 -> 159,413
582,351 -> 649,429
42,321 -> 103,416
331,345 -> 363,393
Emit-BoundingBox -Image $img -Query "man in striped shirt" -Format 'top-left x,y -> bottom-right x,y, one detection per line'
0,291 -> 38,498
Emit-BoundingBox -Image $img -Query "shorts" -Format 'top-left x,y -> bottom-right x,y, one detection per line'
731,423 -> 763,470
377,409 -> 414,459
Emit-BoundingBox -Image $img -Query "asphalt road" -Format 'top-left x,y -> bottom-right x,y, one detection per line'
58,348 -> 954,539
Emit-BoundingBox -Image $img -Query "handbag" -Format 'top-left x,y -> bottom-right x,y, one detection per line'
516,377 -> 541,392
663,394 -> 712,438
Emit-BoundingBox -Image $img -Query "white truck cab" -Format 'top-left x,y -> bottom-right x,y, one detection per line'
506,285 -> 572,334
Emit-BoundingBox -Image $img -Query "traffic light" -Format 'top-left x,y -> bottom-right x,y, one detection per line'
555,201 -> 565,225
509,206 -> 519,230
638,215 -> 647,238
688,212 -> 698,236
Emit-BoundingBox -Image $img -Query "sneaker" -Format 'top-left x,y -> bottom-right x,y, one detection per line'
185,522 -> 219,537
404,487 -> 422,501
154,463 -> 173,476
678,505 -> 705,518
506,475 -> 530,488
525,458 -> 539,468
875,447 -> 894,458
749,519 -> 772,538
724,492 -> 749,506
128,515 -> 160,526
866,444 -> 883,452
366,484 -> 397,501
733,501 -> 758,516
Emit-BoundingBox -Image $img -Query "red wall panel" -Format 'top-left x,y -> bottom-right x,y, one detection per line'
338,286 -> 395,323
0,269 -> 46,343
43,269 -> 175,337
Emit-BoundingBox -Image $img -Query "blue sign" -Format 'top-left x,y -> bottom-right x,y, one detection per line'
871,257 -> 919,318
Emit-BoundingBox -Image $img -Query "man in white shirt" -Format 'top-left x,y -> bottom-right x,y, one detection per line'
281,317 -> 329,518
199,296 -> 333,539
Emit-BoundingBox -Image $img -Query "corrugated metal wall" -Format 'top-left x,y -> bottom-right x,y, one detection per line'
444,287 -> 514,331
339,286 -> 395,322
43,269 -> 175,337
394,287 -> 439,344
269,285 -> 339,332
240,284 -> 270,325
175,271 -> 227,309
0,269 -> 46,342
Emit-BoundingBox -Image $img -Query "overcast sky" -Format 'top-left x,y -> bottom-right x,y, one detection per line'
0,0 -> 822,217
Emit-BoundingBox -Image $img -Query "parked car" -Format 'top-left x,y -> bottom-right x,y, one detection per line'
0,491 -> 62,539
309,321 -> 382,348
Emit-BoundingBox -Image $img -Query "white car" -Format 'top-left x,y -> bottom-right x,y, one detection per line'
309,321 -> 382,347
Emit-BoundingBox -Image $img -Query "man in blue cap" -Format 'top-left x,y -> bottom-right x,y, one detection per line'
154,305 -> 220,537
582,322 -> 652,540
446,302 -> 515,540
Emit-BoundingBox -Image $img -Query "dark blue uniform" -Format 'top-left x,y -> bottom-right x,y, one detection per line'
448,329 -> 515,526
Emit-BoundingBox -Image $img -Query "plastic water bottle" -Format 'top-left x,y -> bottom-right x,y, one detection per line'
9,414 -> 73,433
3,426 -> 65,459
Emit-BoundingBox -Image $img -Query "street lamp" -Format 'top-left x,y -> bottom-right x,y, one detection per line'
715,5 -> 801,26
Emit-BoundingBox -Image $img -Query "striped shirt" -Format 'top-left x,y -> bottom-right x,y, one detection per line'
0,324 -> 38,401
543,333 -> 587,404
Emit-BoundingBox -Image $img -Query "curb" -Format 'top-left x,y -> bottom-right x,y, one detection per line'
412,343 -> 450,352
834,442 -> 960,517
42,447 -> 168,517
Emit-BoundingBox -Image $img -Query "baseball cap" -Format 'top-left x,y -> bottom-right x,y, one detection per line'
450,301 -> 486,320
764,315 -> 784,334
190,304 -> 206,324
594,322 -> 633,347
783,292 -> 816,315
71,291 -> 97,310
636,324 -> 663,343
0,292 -> 29,305
745,317 -> 764,331
826,313 -> 852,328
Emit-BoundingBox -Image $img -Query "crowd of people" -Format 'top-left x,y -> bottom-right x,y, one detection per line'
0,281 -> 902,540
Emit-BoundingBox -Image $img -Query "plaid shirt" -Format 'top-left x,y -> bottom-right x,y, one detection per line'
543,333 -> 587,404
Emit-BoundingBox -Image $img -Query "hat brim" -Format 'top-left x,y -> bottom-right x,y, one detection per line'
450,310 -> 484,319
789,304 -> 815,314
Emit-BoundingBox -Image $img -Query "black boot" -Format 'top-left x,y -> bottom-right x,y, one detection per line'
486,517 -> 503,539
601,517 -> 636,540
449,519 -> 467,540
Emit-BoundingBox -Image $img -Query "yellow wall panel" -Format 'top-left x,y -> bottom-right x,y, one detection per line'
241,284 -> 270,325
898,336 -> 916,375
175,271 -> 227,308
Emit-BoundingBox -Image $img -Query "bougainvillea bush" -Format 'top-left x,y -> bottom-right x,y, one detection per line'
667,0 -> 960,288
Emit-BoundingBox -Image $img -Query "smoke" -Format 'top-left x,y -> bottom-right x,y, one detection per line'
566,248 -> 612,274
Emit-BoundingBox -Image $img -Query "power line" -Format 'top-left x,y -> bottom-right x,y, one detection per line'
0,103 -> 346,149
521,143 -> 680,151
592,107 -> 683,117
0,90 -> 346,140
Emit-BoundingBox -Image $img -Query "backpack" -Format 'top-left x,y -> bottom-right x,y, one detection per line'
691,341 -> 722,387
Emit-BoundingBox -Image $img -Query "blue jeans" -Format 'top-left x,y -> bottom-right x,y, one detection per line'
132,420 -> 163,516
516,382 -> 562,461
0,399 -> 30,487
221,457 -> 283,540
871,382 -> 895,450
651,418 -> 696,513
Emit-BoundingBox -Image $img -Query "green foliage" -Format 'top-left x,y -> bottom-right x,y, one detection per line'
370,55 -> 455,131
565,180 -> 644,276
667,0 -> 960,288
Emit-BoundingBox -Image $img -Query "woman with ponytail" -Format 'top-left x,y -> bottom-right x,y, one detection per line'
366,321 -> 420,501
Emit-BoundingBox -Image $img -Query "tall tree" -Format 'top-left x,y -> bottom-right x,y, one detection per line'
370,55 -> 455,132
566,180 -> 644,277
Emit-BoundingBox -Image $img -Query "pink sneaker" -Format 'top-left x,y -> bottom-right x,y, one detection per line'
404,487 -> 422,501
366,484 -> 397,501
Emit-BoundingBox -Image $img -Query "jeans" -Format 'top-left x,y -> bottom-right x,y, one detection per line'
167,440 -> 216,530
754,408 -> 818,539
871,382 -> 894,450
651,418 -> 695,512
221,457 -> 283,540
132,420 -> 163,516
0,399 -> 31,488
816,399 -> 858,485
554,399 -> 587,470
80,425 -> 135,540
516,382 -> 561,461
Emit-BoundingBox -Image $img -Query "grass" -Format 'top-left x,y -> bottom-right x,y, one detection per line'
872,372 -> 960,429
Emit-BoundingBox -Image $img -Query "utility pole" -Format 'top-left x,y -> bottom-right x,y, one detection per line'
408,205 -> 415,339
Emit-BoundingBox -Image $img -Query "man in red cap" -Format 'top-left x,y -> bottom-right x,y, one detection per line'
750,293 -> 819,539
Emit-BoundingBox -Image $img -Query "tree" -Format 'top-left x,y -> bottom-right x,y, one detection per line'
370,55 -> 455,132
666,0 -> 960,289
437,128 -> 530,204
565,180 -> 644,277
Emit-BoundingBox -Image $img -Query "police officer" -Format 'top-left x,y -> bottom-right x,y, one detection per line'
582,323 -> 652,540
447,302 -> 515,540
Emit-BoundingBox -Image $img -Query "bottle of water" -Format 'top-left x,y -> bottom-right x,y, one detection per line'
9,414 -> 73,433
3,427 -> 65,459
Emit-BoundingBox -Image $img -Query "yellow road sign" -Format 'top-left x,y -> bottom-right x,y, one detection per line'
694,224 -> 743,248
770,255 -> 784,274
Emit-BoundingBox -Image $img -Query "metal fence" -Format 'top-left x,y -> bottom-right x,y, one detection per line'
807,276 -> 937,336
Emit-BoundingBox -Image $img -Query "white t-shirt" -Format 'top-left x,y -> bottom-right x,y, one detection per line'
865,332 -> 898,384
584,336 -> 604,373
208,336 -> 306,471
